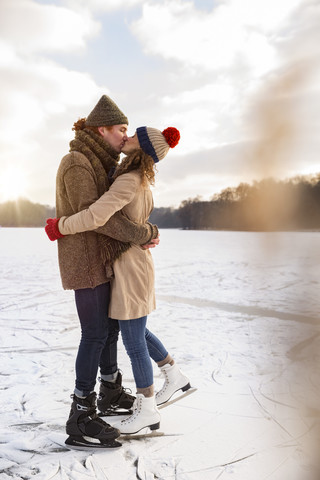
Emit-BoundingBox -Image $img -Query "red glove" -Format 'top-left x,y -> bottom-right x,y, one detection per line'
45,218 -> 64,241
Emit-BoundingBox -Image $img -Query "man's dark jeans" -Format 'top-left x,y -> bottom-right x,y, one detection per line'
74,282 -> 119,396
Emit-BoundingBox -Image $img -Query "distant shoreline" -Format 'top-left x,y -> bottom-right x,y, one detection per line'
1,226 -> 320,233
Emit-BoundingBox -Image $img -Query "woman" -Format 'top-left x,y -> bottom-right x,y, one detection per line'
45,126 -> 191,434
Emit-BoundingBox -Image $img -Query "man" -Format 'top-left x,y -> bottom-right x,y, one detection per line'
49,95 -> 159,448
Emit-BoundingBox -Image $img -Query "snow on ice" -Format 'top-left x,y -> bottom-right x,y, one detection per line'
1,228 -> 320,479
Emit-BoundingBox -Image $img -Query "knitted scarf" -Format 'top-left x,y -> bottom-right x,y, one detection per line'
69,128 -> 131,266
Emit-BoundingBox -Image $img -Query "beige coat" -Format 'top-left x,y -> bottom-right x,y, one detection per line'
59,171 -> 156,320
56,151 -> 157,290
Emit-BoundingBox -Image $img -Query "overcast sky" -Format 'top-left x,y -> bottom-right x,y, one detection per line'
0,0 -> 319,208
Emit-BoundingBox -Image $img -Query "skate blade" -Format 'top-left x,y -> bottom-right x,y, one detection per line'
121,431 -> 183,440
158,387 -> 197,409
98,408 -> 133,417
120,428 -> 164,440
65,435 -> 122,449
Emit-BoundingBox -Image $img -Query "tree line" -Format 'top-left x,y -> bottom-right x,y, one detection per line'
1,174 -> 320,230
0,198 -> 55,227
149,175 -> 320,231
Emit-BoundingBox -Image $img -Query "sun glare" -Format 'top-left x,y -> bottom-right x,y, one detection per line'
0,167 -> 27,202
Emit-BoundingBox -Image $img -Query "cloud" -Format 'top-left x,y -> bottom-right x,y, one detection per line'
131,0 -> 301,75
62,0 -> 144,13
129,0 -> 320,195
128,0 -> 306,155
0,1 -> 104,137
152,141 -> 255,207
0,0 -> 103,141
0,0 -> 99,54
160,82 -> 241,154
0,0 -> 107,203
0,0 -> 319,208
0,51 -> 102,202
153,127 -> 320,208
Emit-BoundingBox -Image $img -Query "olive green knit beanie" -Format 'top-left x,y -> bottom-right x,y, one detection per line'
85,95 -> 128,127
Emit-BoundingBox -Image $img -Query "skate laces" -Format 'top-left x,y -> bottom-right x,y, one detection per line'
86,408 -> 111,427
121,386 -> 133,395
117,370 -> 133,395
159,370 -> 169,382
129,397 -> 140,414
120,398 -> 139,424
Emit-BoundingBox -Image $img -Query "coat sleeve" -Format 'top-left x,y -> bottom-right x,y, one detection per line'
60,165 -> 157,244
59,173 -> 140,235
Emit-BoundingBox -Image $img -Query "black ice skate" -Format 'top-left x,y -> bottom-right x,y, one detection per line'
97,371 -> 135,416
65,392 -> 121,448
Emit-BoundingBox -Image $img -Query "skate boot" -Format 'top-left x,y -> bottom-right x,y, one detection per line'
156,363 -> 191,406
97,371 -> 135,416
65,392 -> 121,448
113,394 -> 161,434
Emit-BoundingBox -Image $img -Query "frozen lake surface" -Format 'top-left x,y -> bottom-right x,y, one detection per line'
1,228 -> 320,479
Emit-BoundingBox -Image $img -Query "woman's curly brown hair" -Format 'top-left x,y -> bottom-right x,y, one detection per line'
113,149 -> 156,186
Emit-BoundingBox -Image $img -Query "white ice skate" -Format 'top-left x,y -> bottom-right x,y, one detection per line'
113,394 -> 160,435
156,363 -> 191,406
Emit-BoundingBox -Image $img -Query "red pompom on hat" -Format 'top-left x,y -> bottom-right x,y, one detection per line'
162,127 -> 180,148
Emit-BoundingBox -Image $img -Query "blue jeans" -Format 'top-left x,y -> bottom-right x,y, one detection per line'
118,316 -> 168,389
74,283 -> 119,396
